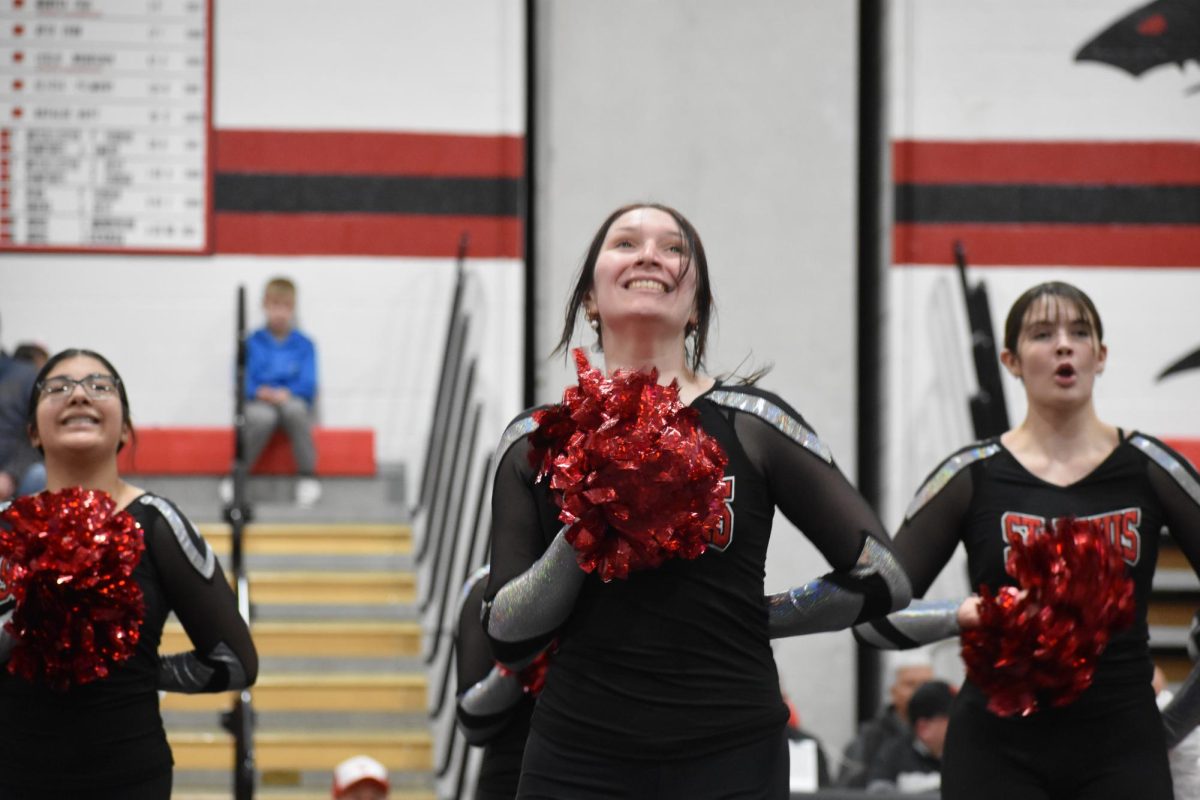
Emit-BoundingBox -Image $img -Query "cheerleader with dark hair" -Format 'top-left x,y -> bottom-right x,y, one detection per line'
856,282 -> 1200,799
467,203 -> 911,799
0,349 -> 257,799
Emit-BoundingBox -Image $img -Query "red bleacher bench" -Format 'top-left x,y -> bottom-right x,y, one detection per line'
117,427 -> 376,476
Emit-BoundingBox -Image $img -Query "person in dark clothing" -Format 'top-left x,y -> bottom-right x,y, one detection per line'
0,321 -> 43,501
0,348 -> 258,799
10,343 -> 48,371
471,203 -> 912,799
855,282 -> 1200,800
866,679 -> 954,794
834,657 -> 934,787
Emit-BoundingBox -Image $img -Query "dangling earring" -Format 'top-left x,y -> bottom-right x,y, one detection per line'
586,312 -> 602,351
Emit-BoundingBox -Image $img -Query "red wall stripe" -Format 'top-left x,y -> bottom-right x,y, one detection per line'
893,223 -> 1200,267
214,212 -> 522,258
895,141 -> 1200,185
215,130 -> 525,178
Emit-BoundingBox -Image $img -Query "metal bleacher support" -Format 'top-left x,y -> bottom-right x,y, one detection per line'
412,239 -> 502,799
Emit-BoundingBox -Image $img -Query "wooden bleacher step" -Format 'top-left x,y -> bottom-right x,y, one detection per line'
164,620 -> 421,658
243,571 -> 415,605
169,730 -> 432,771
200,522 -> 412,556
162,673 -> 426,713
167,517 -> 431,797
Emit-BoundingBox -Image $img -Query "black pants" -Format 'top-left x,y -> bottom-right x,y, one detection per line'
942,683 -> 1172,800
0,769 -> 171,800
517,727 -> 790,800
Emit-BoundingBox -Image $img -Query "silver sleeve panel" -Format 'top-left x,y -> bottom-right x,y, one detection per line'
486,525 -> 585,646
139,494 -> 216,580
905,443 -> 1001,521
853,598 -> 962,649
494,415 -> 540,465
707,389 -> 833,463
459,565 -> 490,616
456,665 -> 526,745
768,537 -> 912,638
157,641 -> 249,693
1163,662 -> 1200,750
852,537 -> 913,614
767,578 -> 865,637
1133,434 -> 1200,508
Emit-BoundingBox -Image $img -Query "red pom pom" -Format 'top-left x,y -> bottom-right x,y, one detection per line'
497,640 -> 556,696
961,515 -> 1135,717
529,349 -> 729,581
0,488 -> 146,691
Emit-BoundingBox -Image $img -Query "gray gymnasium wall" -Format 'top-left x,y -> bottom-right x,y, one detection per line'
532,0 -> 864,752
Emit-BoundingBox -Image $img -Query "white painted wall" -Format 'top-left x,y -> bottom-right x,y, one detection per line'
890,0 -> 1200,140
533,0 -> 863,755
214,0 -> 524,133
0,256 -> 523,473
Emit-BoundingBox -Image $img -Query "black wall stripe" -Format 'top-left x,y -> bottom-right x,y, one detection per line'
214,174 -> 521,216
896,184 -> 1200,224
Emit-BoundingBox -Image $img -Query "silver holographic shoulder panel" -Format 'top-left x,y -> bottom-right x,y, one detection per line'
707,389 -> 832,464
139,494 -> 216,580
905,443 -> 1001,521
495,416 -> 539,464
1132,434 -> 1200,509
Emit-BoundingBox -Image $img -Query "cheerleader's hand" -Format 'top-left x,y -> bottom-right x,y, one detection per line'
957,595 -> 982,630
958,590 -> 1031,630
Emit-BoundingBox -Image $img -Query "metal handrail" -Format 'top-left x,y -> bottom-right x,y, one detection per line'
221,285 -> 256,799
420,360 -> 476,615
954,240 -> 1010,439
416,234 -> 470,516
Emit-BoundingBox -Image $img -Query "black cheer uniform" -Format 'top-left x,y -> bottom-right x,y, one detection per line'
880,431 -> 1200,800
0,492 -> 257,799
486,384 -> 898,798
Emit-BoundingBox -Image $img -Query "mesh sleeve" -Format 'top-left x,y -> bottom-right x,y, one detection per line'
1146,449 -> 1200,747
733,411 -> 889,570
890,465 -> 974,598
149,508 -> 258,692
457,570 -> 494,699
1148,453 -> 1200,577
456,569 -> 526,744
851,461 -> 972,649
733,409 -> 910,628
483,432 -> 572,664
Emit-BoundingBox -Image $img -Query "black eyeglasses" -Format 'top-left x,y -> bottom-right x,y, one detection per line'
38,374 -> 122,401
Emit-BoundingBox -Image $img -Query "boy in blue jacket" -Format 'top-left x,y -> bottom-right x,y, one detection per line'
225,277 -> 320,507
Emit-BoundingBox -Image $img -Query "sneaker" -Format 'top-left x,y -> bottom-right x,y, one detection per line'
218,477 -> 233,504
296,477 -> 322,508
